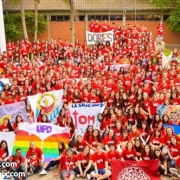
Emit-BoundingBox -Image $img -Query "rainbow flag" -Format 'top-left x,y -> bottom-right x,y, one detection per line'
12,123 -> 70,162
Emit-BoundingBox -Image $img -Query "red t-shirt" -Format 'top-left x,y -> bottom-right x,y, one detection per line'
59,154 -> 77,170
92,152 -> 108,169
29,157 -> 40,167
121,149 -> 137,160
168,144 -> 180,157
77,152 -> 91,167
0,125 -> 10,132
0,148 -> 8,160
26,147 -> 43,160
74,140 -> 87,151
107,150 -> 121,162
8,155 -> 25,168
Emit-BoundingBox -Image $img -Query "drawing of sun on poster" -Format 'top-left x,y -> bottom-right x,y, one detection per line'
13,122 -> 70,162
28,90 -> 63,123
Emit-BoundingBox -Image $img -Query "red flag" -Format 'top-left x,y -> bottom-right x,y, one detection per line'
110,160 -> 161,180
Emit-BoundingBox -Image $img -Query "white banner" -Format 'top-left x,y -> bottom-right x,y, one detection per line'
28,90 -> 63,123
86,30 -> 114,45
69,103 -> 106,135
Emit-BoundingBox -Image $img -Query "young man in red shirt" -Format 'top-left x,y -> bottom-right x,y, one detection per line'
90,143 -> 111,180
54,148 -> 77,180
8,148 -> 27,180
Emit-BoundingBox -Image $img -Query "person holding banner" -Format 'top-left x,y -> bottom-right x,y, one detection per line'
0,117 -> 13,132
73,145 -> 94,179
66,117 -> 75,148
13,115 -> 24,133
73,135 -> 88,154
90,143 -> 111,180
0,140 -> 9,170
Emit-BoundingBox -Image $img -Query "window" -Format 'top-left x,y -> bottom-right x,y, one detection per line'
50,16 -> 57,21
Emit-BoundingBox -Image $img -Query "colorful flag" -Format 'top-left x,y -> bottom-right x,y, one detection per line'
111,160 -> 160,180
13,122 -> 70,162
28,90 -> 63,123
69,102 -> 105,135
0,101 -> 27,125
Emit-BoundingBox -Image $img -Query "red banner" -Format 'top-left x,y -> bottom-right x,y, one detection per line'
110,160 -> 161,180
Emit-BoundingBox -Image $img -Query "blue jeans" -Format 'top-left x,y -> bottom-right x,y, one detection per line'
44,160 -> 59,171
11,164 -> 27,180
98,169 -> 105,175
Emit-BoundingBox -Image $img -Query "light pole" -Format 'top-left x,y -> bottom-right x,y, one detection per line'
122,0 -> 126,26
0,0 -> 6,52
135,0 -> 137,24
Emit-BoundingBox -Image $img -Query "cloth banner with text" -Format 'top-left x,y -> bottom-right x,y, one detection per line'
0,101 -> 27,125
86,30 -> 114,45
111,160 -> 160,180
13,122 -> 70,162
156,105 -> 180,121
28,90 -> 63,123
69,103 -> 105,135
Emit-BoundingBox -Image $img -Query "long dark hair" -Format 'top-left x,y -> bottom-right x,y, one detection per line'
58,141 -> 66,155
3,118 -> 13,131
85,125 -> 93,142
92,129 -> 101,143
15,115 -> 23,124
141,145 -> 154,159
0,140 -> 9,157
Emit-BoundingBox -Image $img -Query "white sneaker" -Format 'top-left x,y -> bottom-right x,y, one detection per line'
77,174 -> 80,177
87,174 -> 91,180
39,169 -> 47,175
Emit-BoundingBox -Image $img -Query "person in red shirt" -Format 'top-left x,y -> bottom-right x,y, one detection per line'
26,141 -> 44,167
157,21 -> 164,40
167,136 -> 180,167
0,117 -> 13,132
107,143 -> 121,169
0,140 -> 9,163
8,148 -> 27,180
141,145 -> 154,161
101,20 -> 110,32
88,19 -> 94,32
4,92 -> 15,105
73,135 -> 88,154
54,148 -> 77,180
93,20 -> 101,33
13,115 -> 24,133
27,153 -> 41,176
90,143 -> 111,180
121,141 -> 138,161
73,145 -> 94,178
88,89 -> 100,103
39,142 -> 67,175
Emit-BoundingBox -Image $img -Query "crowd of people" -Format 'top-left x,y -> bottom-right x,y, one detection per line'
0,20 -> 180,180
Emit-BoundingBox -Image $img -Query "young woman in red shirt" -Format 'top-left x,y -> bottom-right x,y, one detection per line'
134,139 -> 143,160
73,135 -> 88,154
141,145 -> 154,161
149,129 -> 163,151
0,140 -> 9,163
66,117 -> 75,148
89,129 -> 101,153
13,115 -> 24,133
0,117 -> 13,132
83,125 -> 93,145
39,142 -> 66,175
154,148 -> 167,175
73,145 -> 94,179
167,136 -> 180,168
139,122 -> 150,146
121,141 -> 138,161
56,108 -> 66,127
37,109 -> 45,123
103,129 -> 121,153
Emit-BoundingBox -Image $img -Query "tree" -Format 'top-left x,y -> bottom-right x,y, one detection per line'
4,11 -> 46,41
34,0 -> 40,40
62,0 -> 76,45
20,0 -> 28,39
149,0 -> 180,32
